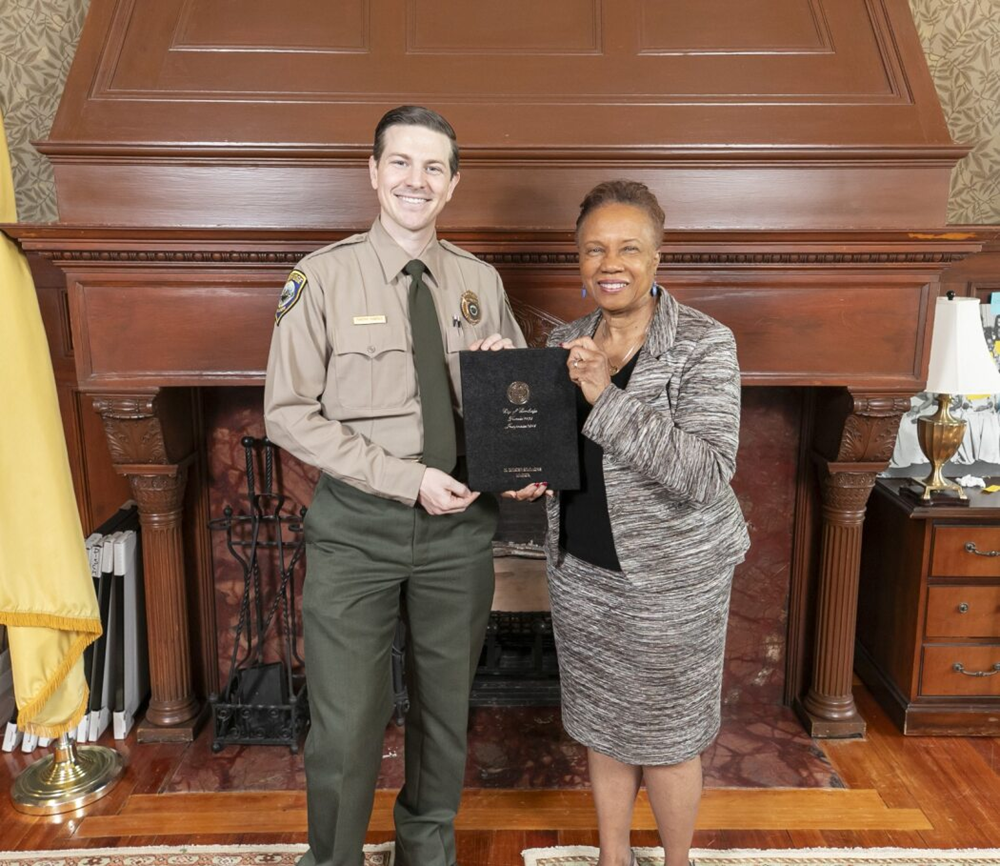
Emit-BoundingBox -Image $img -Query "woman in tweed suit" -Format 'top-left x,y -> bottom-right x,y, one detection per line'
509,180 -> 749,866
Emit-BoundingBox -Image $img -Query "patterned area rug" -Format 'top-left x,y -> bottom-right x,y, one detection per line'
0,845 -> 391,866
522,848 -> 1000,866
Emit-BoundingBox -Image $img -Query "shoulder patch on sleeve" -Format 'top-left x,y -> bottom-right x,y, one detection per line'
275,269 -> 307,326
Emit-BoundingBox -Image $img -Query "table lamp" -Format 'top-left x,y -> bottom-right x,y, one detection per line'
915,293 -> 1000,501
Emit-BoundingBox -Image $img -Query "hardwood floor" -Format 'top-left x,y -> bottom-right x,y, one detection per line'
3,686 -> 1000,861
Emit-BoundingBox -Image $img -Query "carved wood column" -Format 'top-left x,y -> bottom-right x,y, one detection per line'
91,389 -> 202,741
796,391 -> 911,738
802,469 -> 876,734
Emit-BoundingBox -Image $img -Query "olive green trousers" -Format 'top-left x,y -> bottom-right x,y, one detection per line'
298,473 -> 497,866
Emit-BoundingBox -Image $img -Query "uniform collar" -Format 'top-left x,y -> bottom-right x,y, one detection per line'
369,218 -> 445,286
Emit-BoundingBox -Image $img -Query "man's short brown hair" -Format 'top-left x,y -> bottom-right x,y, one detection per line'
373,105 -> 460,176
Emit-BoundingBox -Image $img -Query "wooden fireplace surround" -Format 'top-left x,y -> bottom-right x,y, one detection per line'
5,0 -> 996,742
11,223 -> 996,743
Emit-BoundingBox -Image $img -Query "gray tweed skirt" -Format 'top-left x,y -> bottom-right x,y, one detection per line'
547,550 -> 735,766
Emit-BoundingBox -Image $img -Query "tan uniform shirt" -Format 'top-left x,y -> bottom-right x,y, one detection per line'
264,218 -> 527,506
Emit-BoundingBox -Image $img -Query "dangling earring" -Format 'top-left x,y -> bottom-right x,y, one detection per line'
581,285 -> 587,298
651,282 -> 660,297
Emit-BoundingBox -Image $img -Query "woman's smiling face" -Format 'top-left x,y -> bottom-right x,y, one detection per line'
578,202 -> 661,315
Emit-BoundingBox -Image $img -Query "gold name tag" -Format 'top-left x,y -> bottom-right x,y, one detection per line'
352,315 -> 387,325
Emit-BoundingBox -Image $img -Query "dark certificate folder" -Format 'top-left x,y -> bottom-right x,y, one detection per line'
460,347 -> 580,492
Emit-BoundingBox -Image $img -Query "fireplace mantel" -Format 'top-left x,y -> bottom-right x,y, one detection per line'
6,222 -> 986,741
8,0 -> 984,742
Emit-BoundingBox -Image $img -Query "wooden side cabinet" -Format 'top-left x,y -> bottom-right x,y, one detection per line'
856,477 -> 1000,735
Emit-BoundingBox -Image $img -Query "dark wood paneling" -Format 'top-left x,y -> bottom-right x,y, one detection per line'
857,482 -> 927,698
70,276 -> 281,385
58,0 -> 941,136
14,228 -> 976,391
40,0 -> 963,228
175,0 -> 369,51
783,388 -> 819,705
66,271 -> 933,387
47,162 -> 960,230
29,253 -> 131,533
77,392 -> 134,529
666,277 -> 930,385
409,0 -> 600,53
639,0 -> 829,53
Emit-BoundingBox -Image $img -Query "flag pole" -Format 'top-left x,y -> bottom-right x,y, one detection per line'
11,733 -> 124,814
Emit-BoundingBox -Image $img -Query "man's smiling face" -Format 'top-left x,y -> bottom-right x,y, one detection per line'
369,124 -> 460,243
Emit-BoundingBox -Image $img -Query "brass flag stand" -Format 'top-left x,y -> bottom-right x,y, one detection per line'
11,733 -> 124,815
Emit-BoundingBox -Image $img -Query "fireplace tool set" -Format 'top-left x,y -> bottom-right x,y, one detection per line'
209,436 -> 309,752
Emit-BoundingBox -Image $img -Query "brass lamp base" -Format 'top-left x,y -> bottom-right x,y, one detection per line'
914,393 -> 967,501
11,733 -> 125,815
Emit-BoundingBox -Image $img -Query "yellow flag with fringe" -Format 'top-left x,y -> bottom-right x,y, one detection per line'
0,111 -> 101,737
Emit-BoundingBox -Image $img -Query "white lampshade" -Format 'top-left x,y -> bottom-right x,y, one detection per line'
925,296 -> 1000,396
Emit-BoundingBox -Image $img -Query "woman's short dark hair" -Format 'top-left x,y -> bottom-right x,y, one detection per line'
576,180 -> 665,243
373,105 -> 460,176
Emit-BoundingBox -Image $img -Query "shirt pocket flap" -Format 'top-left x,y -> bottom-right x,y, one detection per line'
330,324 -> 412,410
333,324 -> 408,358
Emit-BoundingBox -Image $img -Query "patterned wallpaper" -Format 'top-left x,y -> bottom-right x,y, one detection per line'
0,0 -> 89,224
0,1 -> 997,224
910,0 -> 1000,225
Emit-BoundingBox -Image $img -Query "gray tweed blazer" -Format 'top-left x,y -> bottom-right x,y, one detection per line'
545,290 -> 751,577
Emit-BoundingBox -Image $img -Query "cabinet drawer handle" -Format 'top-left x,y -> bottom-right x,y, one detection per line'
958,602 -> 970,613
952,662 -> 1000,677
964,542 -> 1000,557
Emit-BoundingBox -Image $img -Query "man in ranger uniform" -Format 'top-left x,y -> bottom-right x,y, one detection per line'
264,105 -> 526,866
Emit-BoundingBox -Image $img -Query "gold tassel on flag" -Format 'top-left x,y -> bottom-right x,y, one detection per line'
0,111 -> 124,812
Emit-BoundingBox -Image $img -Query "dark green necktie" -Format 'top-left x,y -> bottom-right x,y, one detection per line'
404,259 -> 457,474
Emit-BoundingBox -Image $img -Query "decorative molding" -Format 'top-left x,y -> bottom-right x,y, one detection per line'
91,391 -> 194,467
92,393 -> 170,465
658,252 -> 969,265
849,394 -> 914,416
820,471 -> 878,516
35,250 -> 308,265
91,393 -> 159,419
129,472 -> 188,521
839,415 -> 902,464
836,395 -> 912,464
477,253 -> 578,266
510,299 -> 565,348
33,248 -> 973,267
99,416 -> 170,466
